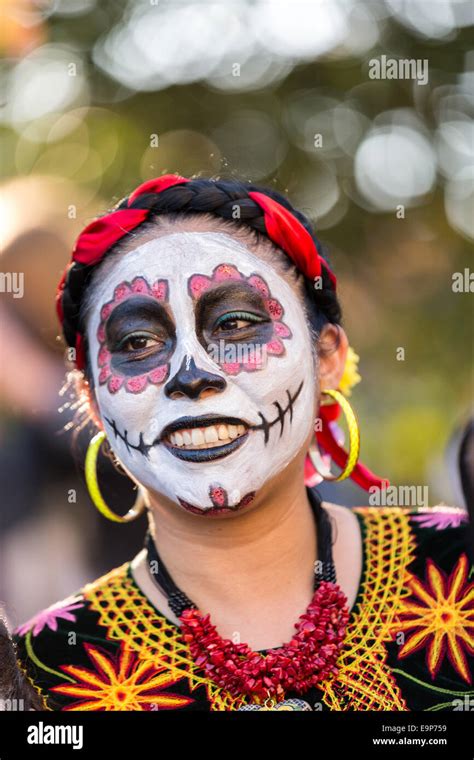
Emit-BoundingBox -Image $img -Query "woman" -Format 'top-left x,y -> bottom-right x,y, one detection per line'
13,175 -> 472,711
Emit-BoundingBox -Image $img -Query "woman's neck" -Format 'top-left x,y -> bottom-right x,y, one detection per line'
140,458 -> 320,649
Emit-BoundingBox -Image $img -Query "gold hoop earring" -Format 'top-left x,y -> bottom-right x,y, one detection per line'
308,388 -> 360,482
85,431 -> 147,523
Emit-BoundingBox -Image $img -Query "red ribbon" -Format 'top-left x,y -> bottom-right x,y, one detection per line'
72,209 -> 149,266
71,175 -> 189,267
127,174 -> 189,206
62,176 -> 337,315
248,191 -> 337,289
312,403 -> 389,491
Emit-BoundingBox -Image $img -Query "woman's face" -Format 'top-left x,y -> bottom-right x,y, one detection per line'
86,230 -> 317,514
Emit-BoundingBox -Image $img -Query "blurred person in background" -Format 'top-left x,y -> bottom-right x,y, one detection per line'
10,175 -> 473,711
0,177 -> 146,630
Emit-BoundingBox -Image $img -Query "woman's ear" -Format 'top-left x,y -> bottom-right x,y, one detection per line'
317,324 -> 349,391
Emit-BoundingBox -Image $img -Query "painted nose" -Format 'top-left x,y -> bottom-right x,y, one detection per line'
164,356 -> 227,400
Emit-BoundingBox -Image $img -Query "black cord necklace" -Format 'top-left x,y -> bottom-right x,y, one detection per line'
144,488 -> 336,617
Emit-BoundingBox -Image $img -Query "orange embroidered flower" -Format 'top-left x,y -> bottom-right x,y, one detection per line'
52,643 -> 193,711
392,554 -> 474,684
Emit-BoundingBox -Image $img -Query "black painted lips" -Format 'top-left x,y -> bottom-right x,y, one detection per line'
160,414 -> 250,462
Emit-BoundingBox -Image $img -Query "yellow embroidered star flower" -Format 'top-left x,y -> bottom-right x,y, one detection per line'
338,346 -> 361,398
52,643 -> 193,711
392,554 -> 474,684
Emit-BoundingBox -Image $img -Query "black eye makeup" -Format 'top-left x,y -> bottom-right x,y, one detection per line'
196,282 -> 273,347
105,296 -> 176,376
214,310 -> 267,333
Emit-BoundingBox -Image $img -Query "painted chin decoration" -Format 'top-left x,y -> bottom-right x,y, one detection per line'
87,232 -> 316,513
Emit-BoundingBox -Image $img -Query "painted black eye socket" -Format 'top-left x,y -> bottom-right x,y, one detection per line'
104,295 -> 176,376
117,332 -> 165,355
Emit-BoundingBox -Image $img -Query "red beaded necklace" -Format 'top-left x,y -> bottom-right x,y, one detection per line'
145,489 -> 349,702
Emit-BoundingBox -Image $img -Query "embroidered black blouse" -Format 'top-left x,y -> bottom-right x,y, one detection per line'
13,505 -> 473,711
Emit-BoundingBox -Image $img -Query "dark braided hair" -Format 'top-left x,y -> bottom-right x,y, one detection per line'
61,177 -> 342,370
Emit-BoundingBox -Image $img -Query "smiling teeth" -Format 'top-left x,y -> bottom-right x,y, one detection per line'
167,423 -> 247,449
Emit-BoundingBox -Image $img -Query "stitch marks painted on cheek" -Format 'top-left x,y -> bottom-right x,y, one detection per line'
188,264 -> 292,375
97,277 -> 170,394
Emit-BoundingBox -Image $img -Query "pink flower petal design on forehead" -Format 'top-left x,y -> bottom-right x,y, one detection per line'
213,263 -> 242,281
96,277 -> 171,394
114,282 -> 132,301
248,274 -> 269,297
100,303 -> 114,321
131,276 -> 150,294
188,274 -> 212,299
151,280 -> 168,300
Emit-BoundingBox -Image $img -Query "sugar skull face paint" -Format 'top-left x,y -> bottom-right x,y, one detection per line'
86,231 -> 316,512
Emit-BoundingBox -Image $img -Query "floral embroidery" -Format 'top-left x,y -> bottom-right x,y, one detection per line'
97,277 -> 170,394
51,642 -> 194,711
412,508 -> 468,531
15,597 -> 84,637
392,554 -> 474,684
188,264 -> 292,375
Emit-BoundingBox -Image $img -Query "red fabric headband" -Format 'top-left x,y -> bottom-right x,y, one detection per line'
60,172 -> 335,282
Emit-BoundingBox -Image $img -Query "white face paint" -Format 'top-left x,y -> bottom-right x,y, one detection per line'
87,232 -> 316,514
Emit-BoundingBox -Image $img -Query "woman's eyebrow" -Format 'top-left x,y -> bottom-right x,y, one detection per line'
196,281 -> 266,311
105,297 -> 175,338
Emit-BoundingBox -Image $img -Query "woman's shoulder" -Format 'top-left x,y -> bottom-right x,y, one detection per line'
325,500 -> 470,548
351,502 -> 470,536
350,502 -> 472,564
